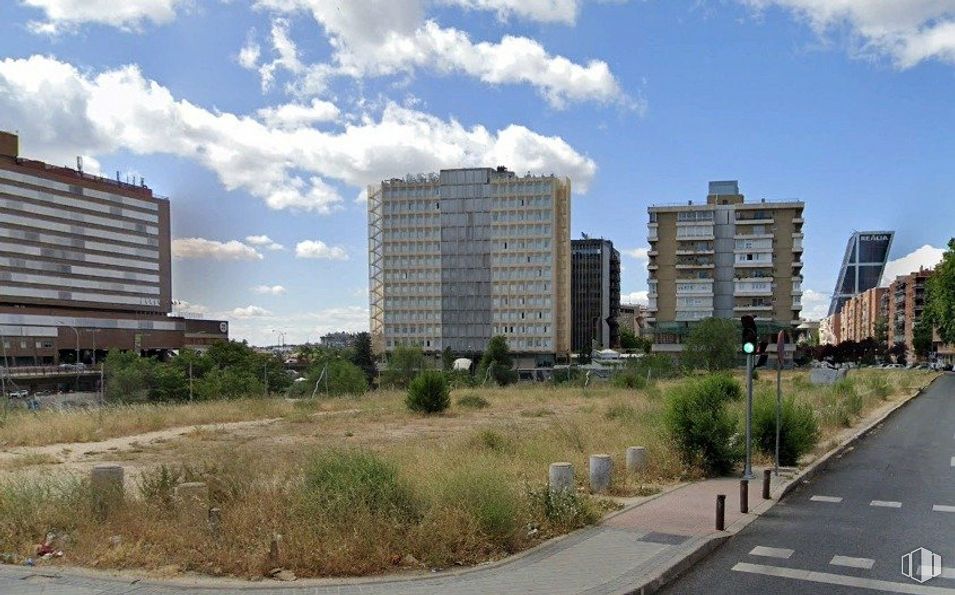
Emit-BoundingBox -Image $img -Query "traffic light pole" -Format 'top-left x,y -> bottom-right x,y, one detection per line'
744,352 -> 755,480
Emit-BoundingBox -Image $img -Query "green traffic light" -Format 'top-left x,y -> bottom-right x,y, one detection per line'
743,343 -> 755,354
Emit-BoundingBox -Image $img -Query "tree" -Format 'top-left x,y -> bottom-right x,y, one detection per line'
381,345 -> 425,388
350,332 -> 376,384
479,335 -> 516,385
913,316 -> 934,361
620,328 -> 652,353
926,238 -> 955,345
681,318 -> 739,372
889,341 -> 908,365
441,346 -> 455,371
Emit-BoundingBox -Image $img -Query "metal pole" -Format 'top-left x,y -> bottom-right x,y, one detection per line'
716,494 -> 726,530
775,360 -> 782,476
740,479 -> 749,513
744,353 -> 754,480
0,333 -> 7,398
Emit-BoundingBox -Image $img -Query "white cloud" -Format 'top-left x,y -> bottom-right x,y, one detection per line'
251,1 -> 637,110
0,55 -> 597,213
621,290 -> 649,305
800,288 -> 830,321
623,247 -> 649,262
172,299 -> 209,317
22,0 -> 187,34
252,284 -> 287,295
295,240 -> 349,260
225,305 -> 369,345
172,238 -> 264,261
238,39 -> 262,70
740,1 -> 955,68
231,305 -> 273,319
441,0 -> 582,24
256,98 -> 341,128
245,234 -> 285,250
881,244 -> 945,285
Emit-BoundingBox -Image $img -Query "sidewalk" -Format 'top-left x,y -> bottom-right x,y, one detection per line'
0,471 -> 790,595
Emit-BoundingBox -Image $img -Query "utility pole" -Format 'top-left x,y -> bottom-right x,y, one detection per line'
775,330 -> 786,475
741,316 -> 758,481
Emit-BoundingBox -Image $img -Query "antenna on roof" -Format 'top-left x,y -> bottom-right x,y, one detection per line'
76,156 -> 83,173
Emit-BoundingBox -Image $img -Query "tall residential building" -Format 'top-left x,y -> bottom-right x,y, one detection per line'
819,313 -> 841,346
829,231 -> 894,316
618,303 -> 650,338
570,237 -> 620,352
885,268 -> 932,360
839,286 -> 886,343
0,131 -> 227,366
368,167 -> 571,364
647,180 -> 804,350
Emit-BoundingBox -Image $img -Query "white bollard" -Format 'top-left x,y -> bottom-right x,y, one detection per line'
589,454 -> 613,494
549,462 -> 574,496
626,446 -> 648,473
91,464 -> 124,518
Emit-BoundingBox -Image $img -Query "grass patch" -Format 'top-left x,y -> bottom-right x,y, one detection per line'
457,394 -> 490,409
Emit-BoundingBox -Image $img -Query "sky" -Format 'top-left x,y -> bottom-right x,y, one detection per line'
0,0 -> 953,346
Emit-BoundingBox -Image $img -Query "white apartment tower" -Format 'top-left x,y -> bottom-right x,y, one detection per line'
368,167 -> 571,362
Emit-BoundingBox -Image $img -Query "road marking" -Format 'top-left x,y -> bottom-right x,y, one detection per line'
830,555 -> 875,569
870,500 -> 902,508
934,505 -> 955,513
749,546 -> 794,559
732,562 -> 955,594
810,495 -> 843,503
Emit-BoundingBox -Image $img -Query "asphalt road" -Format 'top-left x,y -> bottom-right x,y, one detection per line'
662,373 -> 955,595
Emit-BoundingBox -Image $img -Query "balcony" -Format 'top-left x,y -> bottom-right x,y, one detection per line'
793,238 -> 803,252
676,258 -> 715,269
735,257 -> 773,268
676,241 -> 715,255
735,282 -> 773,296
734,303 -> 774,312
736,213 -> 774,225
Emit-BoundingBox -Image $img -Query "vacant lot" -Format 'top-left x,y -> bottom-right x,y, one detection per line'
0,369 -> 935,579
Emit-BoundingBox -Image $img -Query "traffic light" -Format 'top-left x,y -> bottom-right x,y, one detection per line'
741,315 -> 758,355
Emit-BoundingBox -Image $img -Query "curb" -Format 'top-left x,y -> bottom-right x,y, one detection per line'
623,374 -> 940,595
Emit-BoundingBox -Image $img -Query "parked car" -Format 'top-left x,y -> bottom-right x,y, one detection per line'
9,389 -> 29,398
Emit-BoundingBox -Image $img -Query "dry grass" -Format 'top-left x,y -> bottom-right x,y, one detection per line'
0,369 -> 937,579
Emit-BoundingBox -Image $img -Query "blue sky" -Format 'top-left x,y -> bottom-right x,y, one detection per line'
1,0 -> 953,345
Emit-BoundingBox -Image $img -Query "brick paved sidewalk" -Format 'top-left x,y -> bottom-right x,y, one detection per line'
0,470 -> 789,595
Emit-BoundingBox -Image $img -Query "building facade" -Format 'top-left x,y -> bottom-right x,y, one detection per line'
829,231 -> 894,316
647,180 -> 804,350
819,313 -> 841,346
571,237 -> 620,352
839,286 -> 886,343
618,303 -> 650,338
885,268 -> 932,360
320,331 -> 358,350
368,167 -> 571,363
0,131 -> 227,366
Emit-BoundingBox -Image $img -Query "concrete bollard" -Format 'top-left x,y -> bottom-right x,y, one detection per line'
762,469 -> 772,500
549,462 -> 574,496
740,479 -> 749,514
625,446 -> 647,473
91,464 -> 124,519
174,482 -> 209,527
589,454 -> 613,494
716,494 -> 726,531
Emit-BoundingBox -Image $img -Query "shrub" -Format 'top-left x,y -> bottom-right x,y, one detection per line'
406,370 -> 451,414
605,402 -> 639,423
695,373 -> 743,402
308,360 -> 368,397
552,367 -> 584,386
470,429 -> 514,454
752,392 -> 820,466
664,377 -> 742,476
447,370 -> 477,388
457,393 -> 490,409
439,467 -> 524,547
301,450 -> 418,521
633,354 -> 679,380
526,484 -> 599,533
865,375 -> 892,400
833,378 -> 863,417
612,367 -> 648,390
681,318 -> 740,371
